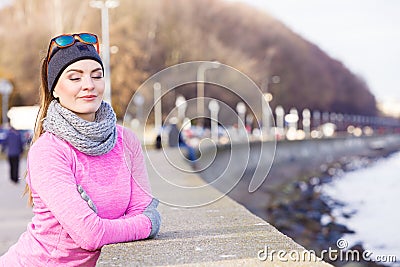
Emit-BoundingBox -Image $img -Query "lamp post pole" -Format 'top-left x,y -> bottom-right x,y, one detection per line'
175,95 -> 187,123
153,82 -> 162,132
236,102 -> 247,139
262,92 -> 273,140
302,109 -> 311,138
275,105 -> 285,139
133,93 -> 144,123
261,74 -> 280,140
196,61 -> 220,126
0,79 -> 13,126
90,0 -> 119,104
208,100 -> 220,142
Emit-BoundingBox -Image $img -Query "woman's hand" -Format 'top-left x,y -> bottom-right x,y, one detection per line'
143,198 -> 161,238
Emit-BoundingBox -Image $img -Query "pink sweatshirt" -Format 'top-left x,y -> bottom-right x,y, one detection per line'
0,125 -> 153,266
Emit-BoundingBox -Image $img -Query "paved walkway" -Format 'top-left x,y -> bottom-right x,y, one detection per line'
0,156 -> 32,255
98,149 -> 331,266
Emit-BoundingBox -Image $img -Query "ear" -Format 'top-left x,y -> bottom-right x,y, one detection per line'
52,90 -> 59,99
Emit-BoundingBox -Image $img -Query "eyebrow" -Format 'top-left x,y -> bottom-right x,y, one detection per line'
66,68 -> 103,74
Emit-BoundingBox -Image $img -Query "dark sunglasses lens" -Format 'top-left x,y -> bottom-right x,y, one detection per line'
79,33 -> 97,44
55,35 -> 75,46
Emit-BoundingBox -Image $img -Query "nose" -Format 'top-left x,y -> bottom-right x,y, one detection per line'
82,75 -> 95,91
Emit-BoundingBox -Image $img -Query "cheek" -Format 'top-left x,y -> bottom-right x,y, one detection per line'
55,81 -> 77,98
96,81 -> 105,95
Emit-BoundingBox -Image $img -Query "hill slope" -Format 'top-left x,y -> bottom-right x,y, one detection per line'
0,0 -> 376,119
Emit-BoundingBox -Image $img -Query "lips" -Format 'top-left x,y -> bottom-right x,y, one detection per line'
80,95 -> 97,99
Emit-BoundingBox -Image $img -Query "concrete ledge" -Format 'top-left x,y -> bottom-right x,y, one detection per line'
98,149 -> 331,266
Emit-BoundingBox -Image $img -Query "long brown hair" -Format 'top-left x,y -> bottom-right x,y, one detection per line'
24,57 -> 54,206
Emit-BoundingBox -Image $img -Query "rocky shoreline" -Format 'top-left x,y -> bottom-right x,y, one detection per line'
262,154 -> 392,266
196,136 -> 400,266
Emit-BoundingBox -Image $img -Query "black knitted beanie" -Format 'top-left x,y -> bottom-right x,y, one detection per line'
47,42 -> 104,92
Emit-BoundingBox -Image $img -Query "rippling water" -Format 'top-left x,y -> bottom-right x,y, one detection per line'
322,151 -> 400,263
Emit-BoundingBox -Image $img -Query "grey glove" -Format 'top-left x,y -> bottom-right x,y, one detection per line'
77,185 -> 98,213
143,198 -> 161,239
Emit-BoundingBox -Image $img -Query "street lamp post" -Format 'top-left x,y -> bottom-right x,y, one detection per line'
302,109 -> 311,138
0,79 -> 13,126
175,95 -> 187,123
153,82 -> 162,132
275,105 -> 285,139
196,61 -> 220,126
312,110 -> 321,131
262,92 -> 273,140
90,0 -> 119,104
236,102 -> 247,139
133,93 -> 144,123
261,75 -> 279,140
285,108 -> 299,140
208,100 -> 220,142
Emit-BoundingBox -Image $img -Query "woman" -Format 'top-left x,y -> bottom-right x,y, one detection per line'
0,33 -> 160,266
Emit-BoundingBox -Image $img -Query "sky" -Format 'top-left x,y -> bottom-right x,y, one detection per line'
229,0 -> 400,104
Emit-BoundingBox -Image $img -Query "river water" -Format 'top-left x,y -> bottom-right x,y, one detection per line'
321,151 -> 400,263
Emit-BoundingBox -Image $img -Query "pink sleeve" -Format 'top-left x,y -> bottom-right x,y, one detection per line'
122,128 -> 153,217
28,138 -> 151,251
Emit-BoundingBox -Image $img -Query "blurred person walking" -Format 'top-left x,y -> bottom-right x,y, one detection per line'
4,126 -> 24,183
0,32 -> 160,266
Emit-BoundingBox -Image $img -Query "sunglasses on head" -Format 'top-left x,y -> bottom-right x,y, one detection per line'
46,33 -> 100,62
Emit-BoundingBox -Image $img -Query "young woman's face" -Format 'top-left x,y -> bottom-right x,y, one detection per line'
53,59 -> 104,121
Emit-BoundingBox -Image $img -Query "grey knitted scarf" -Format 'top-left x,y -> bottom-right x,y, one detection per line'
43,100 -> 117,156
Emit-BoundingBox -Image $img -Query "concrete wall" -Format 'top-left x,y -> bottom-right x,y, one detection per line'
196,134 -> 400,217
198,134 -> 400,181
99,149 -> 332,266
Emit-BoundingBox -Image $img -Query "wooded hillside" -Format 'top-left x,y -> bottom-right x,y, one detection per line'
0,0 -> 377,119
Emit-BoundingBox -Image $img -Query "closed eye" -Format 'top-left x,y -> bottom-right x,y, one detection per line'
91,68 -> 103,79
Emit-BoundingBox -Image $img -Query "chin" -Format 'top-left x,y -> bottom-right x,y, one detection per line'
77,102 -> 102,114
